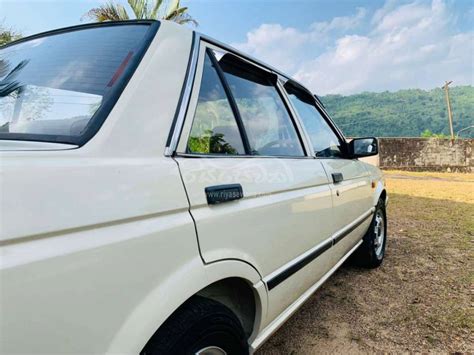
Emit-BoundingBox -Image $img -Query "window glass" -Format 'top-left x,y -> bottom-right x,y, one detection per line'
0,24 -> 150,141
286,88 -> 343,158
220,59 -> 304,157
187,53 -> 245,155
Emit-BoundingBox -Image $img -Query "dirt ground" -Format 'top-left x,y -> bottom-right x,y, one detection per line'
257,170 -> 473,354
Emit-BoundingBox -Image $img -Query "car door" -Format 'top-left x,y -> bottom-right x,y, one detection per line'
284,82 -> 374,262
174,43 -> 336,326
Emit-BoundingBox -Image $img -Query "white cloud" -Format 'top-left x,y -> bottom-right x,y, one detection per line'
233,0 -> 473,95
233,8 -> 367,73
235,24 -> 308,73
311,7 -> 367,34
371,0 -> 399,25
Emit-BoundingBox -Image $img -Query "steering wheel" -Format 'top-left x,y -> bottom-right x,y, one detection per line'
258,139 -> 297,154
259,139 -> 284,151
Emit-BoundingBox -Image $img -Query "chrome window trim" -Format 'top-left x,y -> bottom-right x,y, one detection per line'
175,152 -> 314,159
164,32 -> 201,156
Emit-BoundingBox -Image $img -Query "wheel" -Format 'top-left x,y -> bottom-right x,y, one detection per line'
352,198 -> 387,268
141,296 -> 249,355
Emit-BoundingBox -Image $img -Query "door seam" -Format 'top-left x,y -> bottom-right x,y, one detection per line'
172,156 -> 206,264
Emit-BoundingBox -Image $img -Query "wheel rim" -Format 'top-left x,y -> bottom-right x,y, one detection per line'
195,346 -> 227,355
374,210 -> 385,258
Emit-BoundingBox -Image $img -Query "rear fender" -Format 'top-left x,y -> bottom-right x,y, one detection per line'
106,259 -> 265,353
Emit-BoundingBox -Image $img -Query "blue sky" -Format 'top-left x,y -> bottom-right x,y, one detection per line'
1,0 -> 473,94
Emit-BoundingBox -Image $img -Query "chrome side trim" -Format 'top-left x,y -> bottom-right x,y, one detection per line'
165,32 -> 201,156
250,239 -> 364,352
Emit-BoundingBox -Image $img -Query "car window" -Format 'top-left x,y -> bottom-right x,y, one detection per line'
0,24 -> 151,143
187,52 -> 245,155
286,86 -> 343,158
219,57 -> 304,157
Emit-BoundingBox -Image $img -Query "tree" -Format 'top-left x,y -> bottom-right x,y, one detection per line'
420,129 -> 448,139
321,86 -> 474,138
83,0 -> 197,26
0,25 -> 21,46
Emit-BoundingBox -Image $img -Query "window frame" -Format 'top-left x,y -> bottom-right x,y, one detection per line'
0,20 -> 160,146
283,80 -> 350,159
204,48 -> 252,155
176,40 -> 310,159
184,48 -> 248,156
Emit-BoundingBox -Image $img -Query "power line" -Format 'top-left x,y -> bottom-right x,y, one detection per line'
456,125 -> 474,138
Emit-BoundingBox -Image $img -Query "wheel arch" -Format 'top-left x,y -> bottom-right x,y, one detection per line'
374,180 -> 387,207
106,258 -> 266,353
196,277 -> 258,338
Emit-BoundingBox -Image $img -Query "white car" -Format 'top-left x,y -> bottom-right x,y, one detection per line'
0,20 -> 387,354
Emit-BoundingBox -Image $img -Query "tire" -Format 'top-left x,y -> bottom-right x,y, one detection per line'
352,198 -> 387,268
141,296 -> 249,355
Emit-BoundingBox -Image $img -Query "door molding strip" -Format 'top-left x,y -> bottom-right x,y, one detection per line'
251,239 -> 364,351
264,207 -> 374,290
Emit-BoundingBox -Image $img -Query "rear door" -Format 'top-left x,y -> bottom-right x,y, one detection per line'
174,43 -> 336,325
284,83 -> 374,261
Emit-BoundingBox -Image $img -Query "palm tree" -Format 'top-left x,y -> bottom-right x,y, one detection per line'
0,26 -> 21,46
83,0 -> 197,26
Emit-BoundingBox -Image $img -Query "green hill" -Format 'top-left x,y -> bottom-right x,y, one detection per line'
320,86 -> 474,138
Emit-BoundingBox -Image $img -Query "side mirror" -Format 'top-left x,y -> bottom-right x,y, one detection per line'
349,137 -> 378,158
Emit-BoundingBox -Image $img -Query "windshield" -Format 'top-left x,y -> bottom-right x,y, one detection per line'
0,23 -> 153,144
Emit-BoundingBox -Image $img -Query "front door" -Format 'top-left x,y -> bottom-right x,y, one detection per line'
284,83 -> 374,261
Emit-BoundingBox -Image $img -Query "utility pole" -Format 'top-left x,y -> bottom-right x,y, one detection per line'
442,80 -> 454,140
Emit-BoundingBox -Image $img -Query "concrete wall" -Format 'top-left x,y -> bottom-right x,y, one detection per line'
377,138 -> 473,172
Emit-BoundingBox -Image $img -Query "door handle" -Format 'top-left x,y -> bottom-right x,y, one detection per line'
205,184 -> 244,205
332,173 -> 344,184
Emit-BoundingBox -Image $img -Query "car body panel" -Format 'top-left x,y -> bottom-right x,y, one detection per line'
0,20 -> 386,354
320,158 -> 372,224
176,156 -> 337,329
1,211 -> 198,354
0,22 -> 206,354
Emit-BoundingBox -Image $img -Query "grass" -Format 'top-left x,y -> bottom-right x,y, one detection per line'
383,170 -> 473,348
384,170 -> 474,203
385,169 -> 474,182
258,170 -> 473,354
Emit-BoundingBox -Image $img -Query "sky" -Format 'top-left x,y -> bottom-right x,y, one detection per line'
1,0 -> 473,95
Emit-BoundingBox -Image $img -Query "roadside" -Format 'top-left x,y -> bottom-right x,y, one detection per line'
384,169 -> 474,182
257,170 -> 473,354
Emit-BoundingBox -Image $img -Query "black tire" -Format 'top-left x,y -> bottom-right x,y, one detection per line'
141,296 -> 249,355
352,198 -> 387,268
